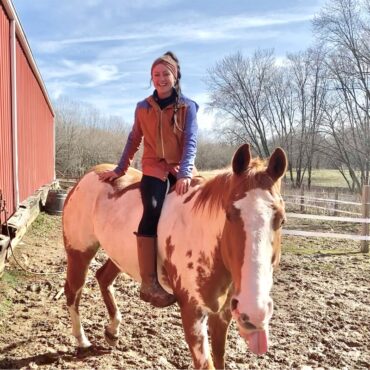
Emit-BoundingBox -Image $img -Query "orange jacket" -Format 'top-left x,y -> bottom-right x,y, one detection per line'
114,93 -> 198,181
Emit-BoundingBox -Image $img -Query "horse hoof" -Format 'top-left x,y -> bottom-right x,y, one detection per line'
104,328 -> 119,346
76,345 -> 93,358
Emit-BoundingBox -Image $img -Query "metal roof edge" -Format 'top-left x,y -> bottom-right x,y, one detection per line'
1,0 -> 55,116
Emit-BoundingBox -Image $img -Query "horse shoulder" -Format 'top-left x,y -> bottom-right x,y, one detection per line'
158,192 -> 230,312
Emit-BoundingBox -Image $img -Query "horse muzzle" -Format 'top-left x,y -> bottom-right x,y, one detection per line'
230,297 -> 273,355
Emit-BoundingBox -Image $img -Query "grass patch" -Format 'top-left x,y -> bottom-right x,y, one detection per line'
202,168 -> 354,188
282,242 -> 318,256
285,169 -> 359,188
0,270 -> 23,288
305,169 -> 348,188
283,238 -> 359,256
0,271 -> 24,319
0,298 -> 12,317
27,212 -> 61,238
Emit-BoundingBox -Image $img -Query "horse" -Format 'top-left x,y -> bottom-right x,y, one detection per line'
62,143 -> 287,369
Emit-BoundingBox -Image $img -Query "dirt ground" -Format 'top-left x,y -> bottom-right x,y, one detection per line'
0,213 -> 369,369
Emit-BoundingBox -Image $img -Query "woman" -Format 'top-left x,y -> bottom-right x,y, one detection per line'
99,51 -> 198,308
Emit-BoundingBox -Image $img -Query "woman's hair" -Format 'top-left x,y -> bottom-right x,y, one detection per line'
163,51 -> 182,96
163,51 -> 182,127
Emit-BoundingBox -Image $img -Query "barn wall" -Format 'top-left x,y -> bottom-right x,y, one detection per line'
0,4 -> 15,220
16,39 -> 54,203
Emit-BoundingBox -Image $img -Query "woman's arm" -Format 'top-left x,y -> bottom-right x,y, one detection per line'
177,100 -> 198,179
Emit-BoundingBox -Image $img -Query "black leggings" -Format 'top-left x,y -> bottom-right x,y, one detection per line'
137,174 -> 176,237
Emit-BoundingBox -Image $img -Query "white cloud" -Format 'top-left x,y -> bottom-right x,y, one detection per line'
41,59 -> 123,87
33,10 -> 317,54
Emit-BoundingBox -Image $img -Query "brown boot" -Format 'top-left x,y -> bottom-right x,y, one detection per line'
136,235 -> 176,308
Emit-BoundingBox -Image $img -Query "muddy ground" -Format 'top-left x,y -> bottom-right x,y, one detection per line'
0,213 -> 369,369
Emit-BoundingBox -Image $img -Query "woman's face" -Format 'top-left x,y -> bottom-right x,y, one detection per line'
152,63 -> 176,99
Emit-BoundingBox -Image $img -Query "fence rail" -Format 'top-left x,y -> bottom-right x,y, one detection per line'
282,185 -> 370,252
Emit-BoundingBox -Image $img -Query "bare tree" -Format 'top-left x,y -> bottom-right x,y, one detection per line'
284,48 -> 328,188
206,50 -> 275,157
54,96 -> 131,178
264,65 -> 297,184
313,0 -> 370,191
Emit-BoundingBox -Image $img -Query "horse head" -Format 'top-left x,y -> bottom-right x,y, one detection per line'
221,144 -> 287,355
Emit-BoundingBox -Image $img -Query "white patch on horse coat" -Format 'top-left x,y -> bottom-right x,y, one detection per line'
68,288 -> 91,348
192,315 -> 210,366
233,188 -> 277,327
106,286 -> 122,336
158,190 -> 226,306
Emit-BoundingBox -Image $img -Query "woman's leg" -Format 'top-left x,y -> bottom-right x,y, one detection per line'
136,175 -> 176,307
138,175 -> 169,236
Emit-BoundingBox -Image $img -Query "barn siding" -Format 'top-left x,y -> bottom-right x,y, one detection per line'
16,39 -> 54,203
0,4 -> 15,220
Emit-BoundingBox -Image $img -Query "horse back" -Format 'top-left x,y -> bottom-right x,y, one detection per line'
63,166 -> 142,253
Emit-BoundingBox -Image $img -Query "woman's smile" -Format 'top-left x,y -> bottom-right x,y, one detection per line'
152,64 -> 176,99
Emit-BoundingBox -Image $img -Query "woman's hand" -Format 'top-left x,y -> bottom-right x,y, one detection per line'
98,170 -> 119,182
176,177 -> 191,195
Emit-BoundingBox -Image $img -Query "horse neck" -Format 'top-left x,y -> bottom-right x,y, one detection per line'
192,172 -> 233,282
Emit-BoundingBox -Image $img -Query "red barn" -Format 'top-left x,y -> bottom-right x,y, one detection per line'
0,0 -> 54,225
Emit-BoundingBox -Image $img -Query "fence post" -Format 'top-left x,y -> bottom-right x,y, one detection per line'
361,185 -> 369,253
300,185 -> 305,213
333,188 -> 339,216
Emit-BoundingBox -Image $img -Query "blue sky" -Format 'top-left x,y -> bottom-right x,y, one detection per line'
12,0 -> 326,128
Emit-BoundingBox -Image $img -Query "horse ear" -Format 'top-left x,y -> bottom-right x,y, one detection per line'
232,144 -> 251,175
267,147 -> 287,181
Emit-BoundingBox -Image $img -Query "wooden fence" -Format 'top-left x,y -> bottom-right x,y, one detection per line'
22,179 -> 370,253
282,185 -> 369,252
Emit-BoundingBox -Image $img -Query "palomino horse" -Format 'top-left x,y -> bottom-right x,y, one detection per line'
63,144 -> 287,369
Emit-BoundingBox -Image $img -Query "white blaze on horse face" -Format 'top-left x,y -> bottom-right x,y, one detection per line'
233,188 -> 276,327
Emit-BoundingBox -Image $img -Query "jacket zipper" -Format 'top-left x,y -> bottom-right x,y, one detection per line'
159,109 -> 165,158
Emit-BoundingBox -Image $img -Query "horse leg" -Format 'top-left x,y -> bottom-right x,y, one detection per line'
208,309 -> 232,369
95,258 -> 121,346
180,303 -> 214,369
64,248 -> 97,351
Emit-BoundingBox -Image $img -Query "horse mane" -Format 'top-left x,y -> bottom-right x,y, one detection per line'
193,170 -> 232,216
193,158 -> 270,216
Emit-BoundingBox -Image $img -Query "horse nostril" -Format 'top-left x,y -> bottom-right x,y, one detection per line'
231,298 -> 238,311
240,313 -> 249,323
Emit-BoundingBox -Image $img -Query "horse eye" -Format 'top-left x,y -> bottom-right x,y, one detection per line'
226,211 -> 234,222
273,214 -> 285,230
226,207 -> 240,222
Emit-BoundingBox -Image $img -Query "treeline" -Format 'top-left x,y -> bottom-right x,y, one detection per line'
206,0 -> 369,192
55,97 -> 131,178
